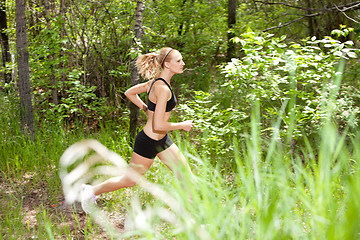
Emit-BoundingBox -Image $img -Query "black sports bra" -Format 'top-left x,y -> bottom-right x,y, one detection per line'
147,78 -> 177,112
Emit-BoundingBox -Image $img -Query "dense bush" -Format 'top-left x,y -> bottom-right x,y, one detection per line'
176,29 -> 360,161
222,29 -> 359,135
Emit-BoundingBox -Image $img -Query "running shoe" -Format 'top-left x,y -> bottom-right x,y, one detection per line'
80,184 -> 97,214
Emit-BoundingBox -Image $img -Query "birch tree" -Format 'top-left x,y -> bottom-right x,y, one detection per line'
129,0 -> 144,139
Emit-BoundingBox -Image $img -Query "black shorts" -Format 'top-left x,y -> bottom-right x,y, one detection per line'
133,130 -> 173,159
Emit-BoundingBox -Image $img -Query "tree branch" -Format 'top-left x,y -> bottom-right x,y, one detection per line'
254,0 -> 309,11
337,2 -> 360,12
263,11 -> 322,32
336,3 -> 360,24
255,1 -> 360,12
262,1 -> 360,32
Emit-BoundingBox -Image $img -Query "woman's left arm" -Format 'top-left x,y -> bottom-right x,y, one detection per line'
152,85 -> 194,132
124,82 -> 149,111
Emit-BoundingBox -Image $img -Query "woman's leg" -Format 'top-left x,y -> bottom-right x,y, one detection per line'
92,152 -> 154,195
156,143 -> 192,179
157,143 -> 194,203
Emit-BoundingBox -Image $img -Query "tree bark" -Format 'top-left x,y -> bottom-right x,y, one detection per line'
59,0 -> 67,95
305,0 -> 315,37
129,0 -> 144,139
227,0 -> 236,62
16,0 -> 35,138
0,0 -> 11,84
44,0 -> 58,105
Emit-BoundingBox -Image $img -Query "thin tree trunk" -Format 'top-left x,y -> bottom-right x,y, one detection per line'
16,0 -> 35,138
305,0 -> 315,37
227,0 -> 236,61
0,0 -> 11,84
27,0 -> 40,37
178,0 -> 187,36
44,0 -> 58,105
59,0 -> 67,95
129,0 -> 144,139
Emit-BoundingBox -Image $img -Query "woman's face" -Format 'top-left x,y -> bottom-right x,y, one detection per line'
166,50 -> 185,74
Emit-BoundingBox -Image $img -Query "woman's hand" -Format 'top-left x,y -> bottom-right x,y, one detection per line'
181,120 -> 194,132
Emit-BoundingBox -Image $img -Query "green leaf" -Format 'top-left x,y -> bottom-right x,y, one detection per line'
347,52 -> 357,58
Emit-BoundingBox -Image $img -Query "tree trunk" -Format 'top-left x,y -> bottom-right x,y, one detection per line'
44,0 -> 58,105
16,0 -> 35,138
45,0 -> 59,105
129,0 -> 144,139
27,0 -> 40,37
227,0 -> 236,62
305,0 -> 315,37
59,0 -> 67,95
0,0 -> 11,84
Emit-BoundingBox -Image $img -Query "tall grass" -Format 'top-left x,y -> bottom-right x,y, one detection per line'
117,115 -> 357,239
1,59 -> 360,239
58,107 -> 360,239
112,60 -> 360,239
0,91 -> 134,238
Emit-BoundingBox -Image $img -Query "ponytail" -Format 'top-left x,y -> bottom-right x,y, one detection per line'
135,47 -> 174,80
135,52 -> 160,81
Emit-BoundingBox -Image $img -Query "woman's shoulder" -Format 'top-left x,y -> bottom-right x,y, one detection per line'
152,80 -> 171,96
153,79 -> 170,89
145,79 -> 166,94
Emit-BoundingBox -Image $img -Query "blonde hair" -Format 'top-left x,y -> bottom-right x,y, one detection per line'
135,47 -> 174,80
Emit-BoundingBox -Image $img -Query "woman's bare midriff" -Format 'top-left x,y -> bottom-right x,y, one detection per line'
143,111 -> 171,140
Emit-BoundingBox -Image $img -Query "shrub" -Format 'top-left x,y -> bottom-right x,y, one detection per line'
220,30 -> 359,140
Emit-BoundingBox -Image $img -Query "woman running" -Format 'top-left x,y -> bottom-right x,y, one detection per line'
80,47 -> 194,212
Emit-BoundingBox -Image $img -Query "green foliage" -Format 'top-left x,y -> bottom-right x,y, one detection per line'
116,93 -> 360,239
2,81 -> 360,239
142,0 -> 227,91
239,1 -> 359,41
48,70 -> 107,121
177,91 -> 247,158
22,0 -> 138,123
220,31 -> 360,139
3,0 -> 360,238
331,24 -> 354,38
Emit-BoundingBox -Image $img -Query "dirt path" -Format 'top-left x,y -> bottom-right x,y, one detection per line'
0,173 -> 125,239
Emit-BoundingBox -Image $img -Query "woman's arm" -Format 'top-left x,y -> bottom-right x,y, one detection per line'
124,82 -> 149,111
152,84 -> 193,132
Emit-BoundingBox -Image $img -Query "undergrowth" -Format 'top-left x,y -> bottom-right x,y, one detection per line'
1,74 -> 360,239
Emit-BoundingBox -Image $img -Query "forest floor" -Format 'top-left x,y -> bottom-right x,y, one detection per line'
0,172 -> 126,239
